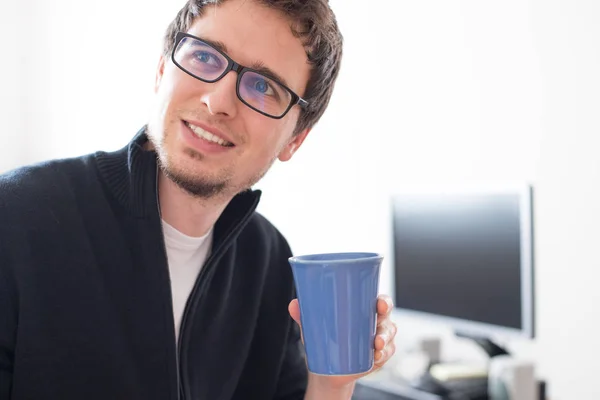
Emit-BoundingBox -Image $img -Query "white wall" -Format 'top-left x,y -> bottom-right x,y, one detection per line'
259,1 -> 600,399
15,0 -> 183,163
0,0 -> 24,172
2,0 -> 600,399
530,0 -> 600,397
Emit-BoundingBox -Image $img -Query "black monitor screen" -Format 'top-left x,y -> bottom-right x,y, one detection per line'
392,190 -> 532,332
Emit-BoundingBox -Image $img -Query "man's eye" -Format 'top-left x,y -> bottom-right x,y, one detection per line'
254,79 -> 271,94
193,51 -> 219,65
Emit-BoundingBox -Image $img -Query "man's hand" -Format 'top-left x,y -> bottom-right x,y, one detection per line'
288,295 -> 398,398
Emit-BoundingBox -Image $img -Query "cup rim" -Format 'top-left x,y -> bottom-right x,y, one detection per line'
288,252 -> 383,264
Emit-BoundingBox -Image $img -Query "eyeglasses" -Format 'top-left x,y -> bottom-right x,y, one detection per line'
171,32 -> 308,119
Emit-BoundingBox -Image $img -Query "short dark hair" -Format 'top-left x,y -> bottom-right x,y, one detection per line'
162,0 -> 343,135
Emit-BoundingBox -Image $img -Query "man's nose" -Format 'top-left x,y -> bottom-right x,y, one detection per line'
199,71 -> 239,118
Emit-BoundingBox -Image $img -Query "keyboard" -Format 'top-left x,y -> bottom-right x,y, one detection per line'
352,377 -> 488,400
352,381 -> 444,400
441,377 -> 488,400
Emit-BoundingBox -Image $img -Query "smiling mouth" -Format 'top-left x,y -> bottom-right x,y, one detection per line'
184,121 -> 234,147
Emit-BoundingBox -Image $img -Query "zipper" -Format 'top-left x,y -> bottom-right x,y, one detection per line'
154,171 -> 182,400
176,198 -> 258,400
154,167 -> 259,400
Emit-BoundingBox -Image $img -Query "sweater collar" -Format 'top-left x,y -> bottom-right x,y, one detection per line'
94,126 -> 262,221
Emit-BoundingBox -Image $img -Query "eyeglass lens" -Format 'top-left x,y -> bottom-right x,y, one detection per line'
174,36 -> 293,118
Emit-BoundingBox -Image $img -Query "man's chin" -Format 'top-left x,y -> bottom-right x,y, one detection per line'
161,164 -> 228,199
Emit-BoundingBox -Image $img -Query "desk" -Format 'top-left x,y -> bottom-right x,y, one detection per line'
352,380 -> 444,400
352,374 -> 546,400
351,369 -> 488,400
351,370 -> 446,400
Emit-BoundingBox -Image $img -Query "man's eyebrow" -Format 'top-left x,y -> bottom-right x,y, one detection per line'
248,61 -> 290,88
202,37 -> 230,56
200,36 -> 291,88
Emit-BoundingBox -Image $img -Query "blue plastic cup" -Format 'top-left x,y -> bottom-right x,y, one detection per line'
288,252 -> 383,375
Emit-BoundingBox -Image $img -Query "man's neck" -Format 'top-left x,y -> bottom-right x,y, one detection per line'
158,172 -> 231,237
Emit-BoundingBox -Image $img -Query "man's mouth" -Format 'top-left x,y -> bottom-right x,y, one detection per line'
184,121 -> 234,147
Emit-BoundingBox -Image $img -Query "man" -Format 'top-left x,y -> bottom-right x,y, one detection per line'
0,0 -> 397,399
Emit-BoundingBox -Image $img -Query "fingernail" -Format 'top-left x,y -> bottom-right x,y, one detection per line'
378,334 -> 389,345
386,297 -> 394,309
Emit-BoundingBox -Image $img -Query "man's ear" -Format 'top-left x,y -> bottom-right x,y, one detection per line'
155,56 -> 166,93
278,128 -> 311,162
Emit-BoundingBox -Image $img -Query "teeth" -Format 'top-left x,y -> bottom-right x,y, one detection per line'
186,122 -> 232,146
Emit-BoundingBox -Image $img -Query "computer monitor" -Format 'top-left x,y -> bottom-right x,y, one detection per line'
391,185 -> 535,343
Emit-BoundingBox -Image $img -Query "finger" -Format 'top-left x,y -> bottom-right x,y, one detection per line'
375,342 -> 396,366
374,350 -> 384,365
288,299 -> 305,345
375,319 -> 398,350
376,308 -> 394,327
377,295 -> 394,317
288,299 -> 301,327
374,346 -> 387,365
384,320 -> 398,340
374,320 -> 394,350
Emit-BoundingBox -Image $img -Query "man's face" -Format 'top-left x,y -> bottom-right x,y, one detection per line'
147,0 -> 311,199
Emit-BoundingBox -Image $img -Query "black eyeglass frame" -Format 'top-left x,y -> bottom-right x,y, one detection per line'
171,32 -> 309,119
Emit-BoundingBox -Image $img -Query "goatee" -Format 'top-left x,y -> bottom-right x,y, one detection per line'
158,148 -> 228,199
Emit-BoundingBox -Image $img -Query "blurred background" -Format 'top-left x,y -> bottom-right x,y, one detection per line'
1,0 -> 599,399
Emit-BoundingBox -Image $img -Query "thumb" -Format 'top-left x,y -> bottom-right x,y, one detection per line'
288,298 -> 301,327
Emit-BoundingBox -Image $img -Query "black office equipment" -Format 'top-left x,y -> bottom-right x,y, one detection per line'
391,185 -> 535,350
357,185 -> 537,400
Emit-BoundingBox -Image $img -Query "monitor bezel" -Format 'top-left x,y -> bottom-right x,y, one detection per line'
390,184 -> 535,340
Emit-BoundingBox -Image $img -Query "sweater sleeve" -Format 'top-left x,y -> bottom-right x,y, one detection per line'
271,229 -> 308,400
0,239 -> 16,399
250,213 -> 308,400
273,318 -> 308,400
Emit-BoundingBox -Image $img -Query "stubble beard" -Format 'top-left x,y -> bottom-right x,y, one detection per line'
157,138 -> 230,199
149,126 -> 276,200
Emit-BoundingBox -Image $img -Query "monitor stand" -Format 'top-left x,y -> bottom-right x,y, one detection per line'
454,330 -> 510,358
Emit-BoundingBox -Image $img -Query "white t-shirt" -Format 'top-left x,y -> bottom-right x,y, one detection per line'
161,220 -> 213,341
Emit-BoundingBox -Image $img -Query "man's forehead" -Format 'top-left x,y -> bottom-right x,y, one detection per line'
188,8 -> 303,55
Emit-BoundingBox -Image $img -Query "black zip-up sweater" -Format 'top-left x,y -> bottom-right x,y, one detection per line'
0,130 -> 307,400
